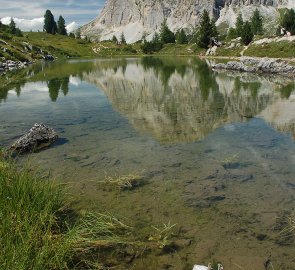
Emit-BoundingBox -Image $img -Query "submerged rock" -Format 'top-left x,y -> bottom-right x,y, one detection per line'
8,123 -> 58,154
212,57 -> 295,75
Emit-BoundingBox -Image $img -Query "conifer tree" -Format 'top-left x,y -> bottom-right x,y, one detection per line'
211,18 -> 219,38
152,32 -> 160,43
241,21 -> 254,45
176,29 -> 188,44
281,8 -> 295,34
160,19 -> 175,44
76,29 -> 81,39
235,13 -> 244,37
112,35 -> 118,44
251,9 -> 263,35
120,32 -> 126,44
44,10 -> 57,34
227,27 -> 237,40
197,10 -> 214,48
57,16 -> 67,35
9,18 -> 16,35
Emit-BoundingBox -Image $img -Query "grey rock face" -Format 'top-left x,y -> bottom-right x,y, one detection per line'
8,123 -> 58,154
80,0 -> 293,43
212,57 -> 295,75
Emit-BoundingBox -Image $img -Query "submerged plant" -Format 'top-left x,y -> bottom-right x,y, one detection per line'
103,173 -> 144,190
148,221 -> 177,248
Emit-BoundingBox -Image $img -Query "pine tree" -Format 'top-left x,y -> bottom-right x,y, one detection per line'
227,27 -> 237,40
160,19 -> 175,44
141,32 -> 147,42
281,8 -> 295,34
57,16 -> 67,35
176,29 -> 188,44
76,29 -> 81,39
9,18 -> 16,35
44,10 -> 57,34
235,13 -> 244,37
120,32 -> 126,44
241,21 -> 254,45
112,35 -> 118,44
251,9 -> 263,35
152,32 -> 160,43
197,10 -> 213,48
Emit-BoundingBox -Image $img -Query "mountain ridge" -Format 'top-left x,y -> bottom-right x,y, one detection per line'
80,0 -> 295,43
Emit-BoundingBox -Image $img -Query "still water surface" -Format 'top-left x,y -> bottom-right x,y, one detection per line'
1,57 -> 295,269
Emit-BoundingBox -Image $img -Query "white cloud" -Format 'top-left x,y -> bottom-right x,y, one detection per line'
1,17 -> 44,31
66,21 -> 79,33
1,16 -> 78,33
69,75 -> 81,86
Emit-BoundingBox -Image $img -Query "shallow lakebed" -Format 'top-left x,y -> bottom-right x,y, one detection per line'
1,57 -> 295,269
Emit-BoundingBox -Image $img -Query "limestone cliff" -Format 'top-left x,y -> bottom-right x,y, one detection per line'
80,0 -> 294,43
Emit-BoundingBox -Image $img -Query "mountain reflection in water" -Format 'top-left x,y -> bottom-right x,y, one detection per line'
1,57 -> 295,143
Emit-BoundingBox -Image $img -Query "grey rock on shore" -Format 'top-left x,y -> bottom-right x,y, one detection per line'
8,123 -> 58,154
212,57 -> 295,75
0,59 -> 31,74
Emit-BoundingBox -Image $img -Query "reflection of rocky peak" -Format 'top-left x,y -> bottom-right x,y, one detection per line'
83,58 -> 293,143
260,92 -> 295,139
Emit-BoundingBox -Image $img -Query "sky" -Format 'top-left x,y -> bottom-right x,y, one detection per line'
0,0 -> 106,32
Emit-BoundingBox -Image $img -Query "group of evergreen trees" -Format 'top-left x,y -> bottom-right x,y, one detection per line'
141,20 -> 190,53
44,10 -> 67,35
0,18 -> 22,36
111,32 -> 127,45
227,9 -> 263,45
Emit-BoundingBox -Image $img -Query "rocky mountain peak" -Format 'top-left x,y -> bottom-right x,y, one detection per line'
80,0 -> 294,43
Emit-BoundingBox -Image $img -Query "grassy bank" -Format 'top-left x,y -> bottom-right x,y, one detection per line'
2,28 -> 295,63
0,154 -> 131,269
215,39 -> 295,58
0,31 -> 97,61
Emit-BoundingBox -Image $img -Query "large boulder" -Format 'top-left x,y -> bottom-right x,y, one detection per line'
8,123 -> 58,154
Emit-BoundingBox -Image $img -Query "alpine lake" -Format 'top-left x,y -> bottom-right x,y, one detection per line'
1,57 -> 295,270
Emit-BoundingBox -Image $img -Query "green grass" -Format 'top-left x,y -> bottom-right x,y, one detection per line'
244,41 -> 295,58
0,31 -> 97,62
17,32 -> 96,58
215,46 -> 243,57
154,43 -> 204,56
215,38 -> 295,58
0,153 -> 130,269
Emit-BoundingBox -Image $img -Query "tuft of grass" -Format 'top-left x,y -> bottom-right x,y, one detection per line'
148,222 -> 177,249
0,153 -> 130,269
